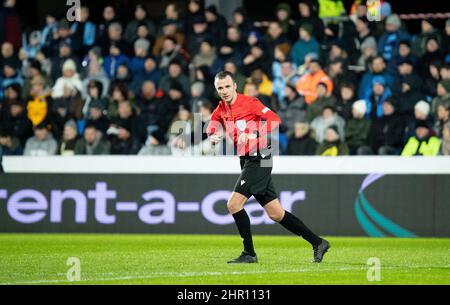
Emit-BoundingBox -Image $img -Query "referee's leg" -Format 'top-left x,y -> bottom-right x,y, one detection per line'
227,192 -> 258,263
263,199 -> 331,263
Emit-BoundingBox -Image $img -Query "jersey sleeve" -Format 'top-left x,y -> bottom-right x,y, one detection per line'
249,98 -> 281,137
206,106 -> 223,136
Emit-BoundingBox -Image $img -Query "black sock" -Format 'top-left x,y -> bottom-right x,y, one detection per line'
279,211 -> 322,246
232,209 -> 256,256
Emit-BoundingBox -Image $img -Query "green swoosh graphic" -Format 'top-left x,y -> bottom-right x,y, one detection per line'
359,192 -> 418,237
354,196 -> 386,237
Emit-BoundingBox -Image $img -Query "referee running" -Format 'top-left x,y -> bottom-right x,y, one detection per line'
207,71 -> 330,264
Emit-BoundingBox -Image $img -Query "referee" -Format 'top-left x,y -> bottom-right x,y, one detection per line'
207,71 -> 330,264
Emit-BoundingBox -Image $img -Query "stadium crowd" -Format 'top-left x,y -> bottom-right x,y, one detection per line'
0,0 -> 450,158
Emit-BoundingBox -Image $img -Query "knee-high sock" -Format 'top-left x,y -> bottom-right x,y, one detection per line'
279,211 -> 322,246
232,209 -> 256,256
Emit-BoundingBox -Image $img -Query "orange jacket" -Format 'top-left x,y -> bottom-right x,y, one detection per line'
296,69 -> 334,104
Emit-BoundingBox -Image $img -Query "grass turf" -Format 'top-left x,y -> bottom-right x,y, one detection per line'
0,234 -> 449,285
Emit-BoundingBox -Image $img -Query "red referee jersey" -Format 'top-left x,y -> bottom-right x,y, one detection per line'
206,94 -> 282,156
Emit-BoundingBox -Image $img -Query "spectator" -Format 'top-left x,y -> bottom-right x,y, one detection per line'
110,100 -> 146,143
0,99 -> 32,146
86,99 -> 110,135
70,6 -> 96,57
377,14 -> 411,63
159,60 -> 190,97
296,0 -> 324,42
204,5 -> 227,47
163,2 -> 183,31
365,76 -> 392,119
265,21 -> 291,60
431,80 -> 450,114
186,15 -> 213,57
58,119 -> 79,156
49,41 -> 81,81
272,59 -> 299,102
395,74 -> 426,117
185,0 -> 205,36
404,100 -> 433,140
106,83 -> 129,119
389,40 -> 417,73
108,120 -> 141,155
358,55 -> 394,99
275,3 -> 296,40
51,59 -> 83,99
97,6 -> 118,48
130,56 -> 161,95
1,83 -> 22,116
158,36 -> 186,70
327,58 -> 356,97
440,121 -> 450,155
0,128 -> 23,155
159,81 -> 190,138
152,19 -> 185,57
242,43 -> 272,77
103,44 -> 130,79
189,81 -> 208,113
130,38 -> 151,75
413,18 -> 441,58
136,80 -> 166,137
307,82 -> 336,122
23,122 -> 57,156
423,59 -> 443,97
401,121 -> 441,156
190,39 -> 216,73
335,83 -> 356,122
362,99 -> 404,155
1,41 -> 20,70
345,100 -> 371,155
433,103 -> 450,138
124,4 -> 156,45
82,79 -> 107,118
290,23 -> 320,67
356,36 -> 377,71
26,77 -> 52,127
231,7 -> 253,38
392,58 -> 421,95
417,36 -> 444,79
286,120 -> 317,155
101,22 -> 130,57
43,19 -> 74,59
168,107 -> 195,156
278,83 -> 307,136
223,61 -> 246,94
244,82 -> 271,109
310,105 -> 345,143
315,125 -> 349,156
74,123 -> 111,155
193,101 -> 218,155
296,59 -> 333,104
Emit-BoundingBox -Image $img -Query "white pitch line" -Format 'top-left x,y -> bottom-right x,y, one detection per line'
0,267 -> 367,285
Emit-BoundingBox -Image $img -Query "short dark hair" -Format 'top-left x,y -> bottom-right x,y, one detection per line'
214,71 -> 235,82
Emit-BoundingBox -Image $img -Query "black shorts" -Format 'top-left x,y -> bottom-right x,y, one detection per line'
233,154 -> 278,206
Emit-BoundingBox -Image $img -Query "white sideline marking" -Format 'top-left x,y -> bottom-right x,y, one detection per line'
1,267 -> 366,285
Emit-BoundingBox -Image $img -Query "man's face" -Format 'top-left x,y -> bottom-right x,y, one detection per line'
142,81 -> 155,98
103,6 -> 115,21
214,75 -> 237,104
169,64 -> 181,78
163,39 -> 176,52
383,102 -> 394,115
414,109 -> 427,120
144,58 -> 156,72
299,3 -> 310,17
437,106 -> 449,120
309,62 -> 320,74
227,27 -> 240,42
245,84 -> 258,97
268,22 -> 282,39
135,7 -> 146,20
193,22 -> 207,34
224,62 -> 236,75
398,63 -> 412,75
372,58 -> 385,73
294,122 -> 309,138
416,126 -> 429,139
426,39 -> 439,53
340,87 -> 354,100
59,45 -> 71,57
399,44 -> 411,57
10,104 -> 23,117
322,108 -> 334,120
317,85 -> 327,97
118,102 -> 132,118
325,129 -> 339,142
1,42 -> 13,58
89,108 -> 102,120
84,127 -> 97,144
281,62 -> 292,77
63,125 -> 77,140
34,128 -> 48,141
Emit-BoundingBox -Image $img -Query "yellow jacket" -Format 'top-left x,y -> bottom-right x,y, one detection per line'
401,136 -> 441,156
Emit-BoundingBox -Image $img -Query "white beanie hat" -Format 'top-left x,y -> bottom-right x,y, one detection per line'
352,99 -> 367,115
414,100 -> 430,116
62,59 -> 77,73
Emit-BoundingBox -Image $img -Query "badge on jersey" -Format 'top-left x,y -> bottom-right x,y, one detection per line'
236,120 -> 247,131
262,107 -> 270,114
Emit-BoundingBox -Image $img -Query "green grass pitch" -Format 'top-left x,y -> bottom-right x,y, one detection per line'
0,234 -> 449,285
